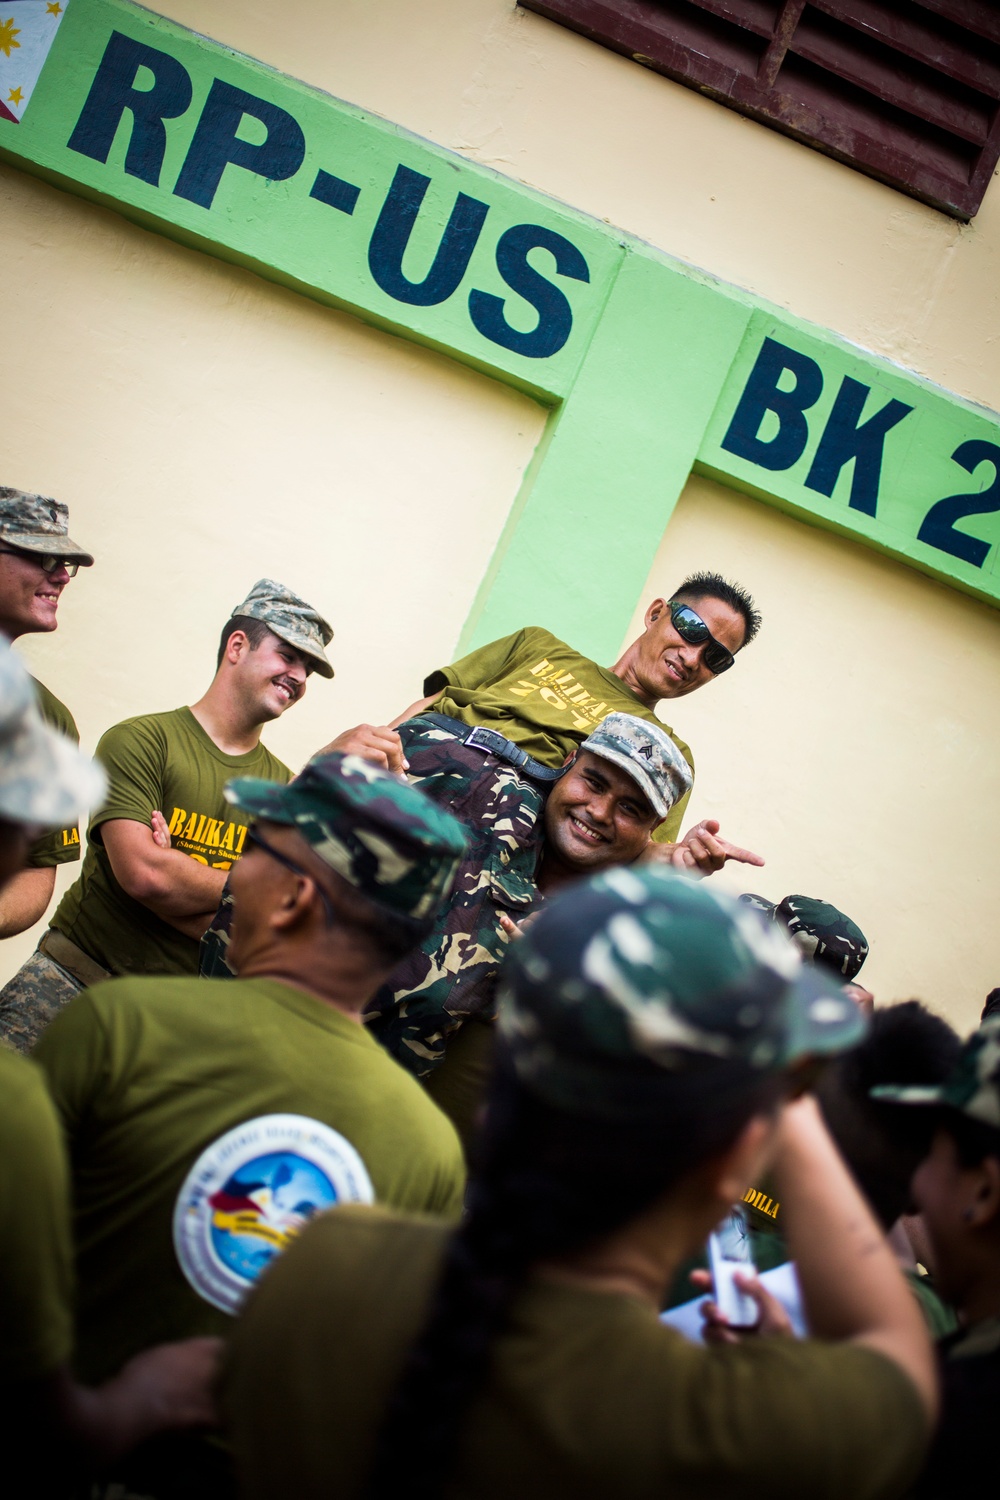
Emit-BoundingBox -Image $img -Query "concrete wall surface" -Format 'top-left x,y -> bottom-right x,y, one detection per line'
2,0 -> 997,1028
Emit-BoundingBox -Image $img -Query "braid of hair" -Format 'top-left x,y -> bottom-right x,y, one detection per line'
366,1056 -> 783,1500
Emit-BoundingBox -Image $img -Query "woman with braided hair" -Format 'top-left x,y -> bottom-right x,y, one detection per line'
224,867 -> 936,1500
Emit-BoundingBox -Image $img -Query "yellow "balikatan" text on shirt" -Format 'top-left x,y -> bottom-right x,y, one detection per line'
167,807 -> 248,870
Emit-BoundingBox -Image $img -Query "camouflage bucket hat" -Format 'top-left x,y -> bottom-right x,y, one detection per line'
498,865 -> 866,1121
231,579 -> 334,679
0,487 -> 94,566
0,640 -> 106,826
873,1014 -> 1000,1131
580,712 -> 692,820
225,751 -> 468,921
739,893 -> 869,982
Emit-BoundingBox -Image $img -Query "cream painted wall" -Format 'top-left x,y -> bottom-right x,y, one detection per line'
150,0 -> 1000,411
0,165 -> 545,983
623,476 -> 1000,1034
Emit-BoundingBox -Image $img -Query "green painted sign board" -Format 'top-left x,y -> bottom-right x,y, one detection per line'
2,0 -> 999,658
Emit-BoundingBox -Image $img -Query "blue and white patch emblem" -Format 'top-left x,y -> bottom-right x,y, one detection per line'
173,1113 -> 374,1313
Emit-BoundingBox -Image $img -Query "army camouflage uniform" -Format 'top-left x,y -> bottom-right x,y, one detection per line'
364,717 -> 544,1074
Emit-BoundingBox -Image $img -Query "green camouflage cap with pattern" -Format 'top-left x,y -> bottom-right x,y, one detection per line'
580,712 -> 692,820
0,638 -> 106,827
499,865 -> 866,1120
873,1015 -> 1000,1131
225,751 -> 468,921
739,893 -> 869,982
0,487 -> 94,566
231,578 -> 334,679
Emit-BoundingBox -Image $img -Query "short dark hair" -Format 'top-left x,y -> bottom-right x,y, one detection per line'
671,572 -> 761,647
216,614 -> 273,670
816,1000 -> 961,1229
940,1109 -> 1000,1172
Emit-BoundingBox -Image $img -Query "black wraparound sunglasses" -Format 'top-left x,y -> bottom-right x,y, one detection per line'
668,601 -> 736,675
246,827 -> 336,926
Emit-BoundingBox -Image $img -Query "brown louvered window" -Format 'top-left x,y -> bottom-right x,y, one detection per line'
517,0 -> 1000,219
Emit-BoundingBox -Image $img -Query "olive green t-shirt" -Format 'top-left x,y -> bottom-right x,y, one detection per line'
0,1048 -> 73,1386
28,677 -> 82,869
427,628 -> 693,842
51,706 -> 291,976
223,1207 -> 928,1500
34,976 -> 465,1384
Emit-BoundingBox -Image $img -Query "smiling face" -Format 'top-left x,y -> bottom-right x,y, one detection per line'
632,593 -> 747,703
0,546 -> 72,639
543,750 -> 660,874
231,628 -> 311,722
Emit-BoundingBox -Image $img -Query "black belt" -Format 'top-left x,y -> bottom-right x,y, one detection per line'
419,713 -> 565,783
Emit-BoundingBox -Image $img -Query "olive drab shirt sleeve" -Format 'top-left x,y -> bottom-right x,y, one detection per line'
27,678 -> 83,868
424,628 -> 527,697
0,1051 -> 74,1386
90,716 -> 169,835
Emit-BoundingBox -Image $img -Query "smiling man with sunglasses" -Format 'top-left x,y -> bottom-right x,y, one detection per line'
0,486 -> 96,941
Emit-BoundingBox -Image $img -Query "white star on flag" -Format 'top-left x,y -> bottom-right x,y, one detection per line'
0,0 -> 70,125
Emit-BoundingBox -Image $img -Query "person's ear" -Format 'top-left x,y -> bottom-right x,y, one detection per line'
225,629 -> 248,666
269,873 -> 316,933
560,751 -> 576,769
966,1157 -> 1000,1229
645,598 -> 667,629
710,1114 -> 780,1212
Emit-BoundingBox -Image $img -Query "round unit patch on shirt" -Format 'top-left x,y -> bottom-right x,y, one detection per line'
173,1113 -> 374,1313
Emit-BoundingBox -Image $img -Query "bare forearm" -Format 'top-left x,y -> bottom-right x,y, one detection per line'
774,1097 -> 936,1415
388,691 -> 440,730
0,866 -> 56,938
137,853 -> 227,921
103,823 -> 228,922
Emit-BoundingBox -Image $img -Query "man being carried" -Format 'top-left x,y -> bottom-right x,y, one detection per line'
0,485 -> 95,938
33,753 -> 468,1492
0,578 -> 333,1049
345,570 -> 762,873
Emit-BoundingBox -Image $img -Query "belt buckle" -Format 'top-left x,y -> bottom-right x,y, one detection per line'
465,726 -> 503,755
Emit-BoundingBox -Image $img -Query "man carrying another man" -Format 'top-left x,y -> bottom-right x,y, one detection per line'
0,485 -> 95,939
367,713 -> 694,1142
0,577 -> 334,1049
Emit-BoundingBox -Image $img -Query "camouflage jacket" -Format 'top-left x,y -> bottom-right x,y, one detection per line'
364,718 -> 544,1076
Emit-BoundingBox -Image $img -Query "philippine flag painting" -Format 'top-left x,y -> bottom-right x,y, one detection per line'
0,0 -> 70,124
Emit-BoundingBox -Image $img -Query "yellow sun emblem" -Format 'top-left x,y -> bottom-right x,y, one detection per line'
0,17 -> 21,59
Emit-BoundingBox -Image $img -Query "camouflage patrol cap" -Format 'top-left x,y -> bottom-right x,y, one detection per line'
225,751 -> 467,921
580,712 -> 692,820
0,638 -> 106,827
0,487 -> 94,566
230,579 -> 334,679
873,1015 -> 1000,1131
739,892 -> 869,982
499,865 -> 866,1120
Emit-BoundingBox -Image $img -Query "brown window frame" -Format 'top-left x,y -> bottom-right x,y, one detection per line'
518,0 -> 1000,219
